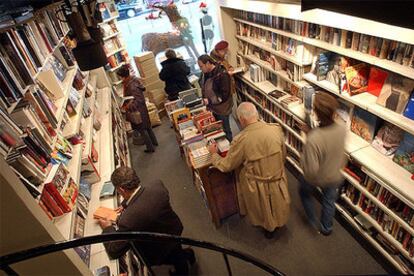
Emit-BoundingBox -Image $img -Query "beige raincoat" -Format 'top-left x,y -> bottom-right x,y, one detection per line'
211,121 -> 290,231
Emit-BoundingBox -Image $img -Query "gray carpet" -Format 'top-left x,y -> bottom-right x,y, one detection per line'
129,117 -> 386,275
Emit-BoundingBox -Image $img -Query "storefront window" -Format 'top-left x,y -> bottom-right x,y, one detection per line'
116,0 -> 222,74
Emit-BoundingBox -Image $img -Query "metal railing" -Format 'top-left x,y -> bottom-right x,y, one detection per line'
0,232 -> 284,276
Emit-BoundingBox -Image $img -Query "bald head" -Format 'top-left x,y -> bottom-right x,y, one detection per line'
237,102 -> 259,128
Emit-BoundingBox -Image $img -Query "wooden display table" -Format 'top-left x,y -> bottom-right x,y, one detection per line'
193,165 -> 238,228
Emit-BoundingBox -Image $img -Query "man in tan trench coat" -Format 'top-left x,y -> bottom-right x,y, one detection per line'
208,102 -> 290,238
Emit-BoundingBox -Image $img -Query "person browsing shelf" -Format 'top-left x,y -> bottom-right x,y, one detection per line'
159,49 -> 193,101
198,54 -> 234,142
208,102 -> 290,239
98,166 -> 195,275
117,65 -> 158,153
300,92 -> 346,236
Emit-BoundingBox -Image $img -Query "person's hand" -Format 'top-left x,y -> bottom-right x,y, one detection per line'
208,143 -> 218,154
115,206 -> 124,213
228,68 -> 235,76
97,218 -> 112,229
203,98 -> 209,105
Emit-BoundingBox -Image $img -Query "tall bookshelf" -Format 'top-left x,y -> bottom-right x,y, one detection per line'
218,0 -> 414,273
98,1 -> 131,90
0,2 -> 132,275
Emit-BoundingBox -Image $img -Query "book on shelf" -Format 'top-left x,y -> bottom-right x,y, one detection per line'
93,206 -> 118,222
350,107 -> 381,142
403,92 -> 414,120
345,63 -> 369,96
367,67 -> 388,97
336,99 -> 354,126
392,132 -> 414,174
316,51 -> 330,81
371,122 -> 404,156
100,181 -> 116,199
376,74 -> 414,114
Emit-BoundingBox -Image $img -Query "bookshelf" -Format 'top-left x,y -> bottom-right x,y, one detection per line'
220,2 -> 414,273
0,2 -> 132,274
98,1 -> 130,90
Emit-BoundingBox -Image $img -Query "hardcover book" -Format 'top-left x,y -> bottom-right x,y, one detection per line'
376,74 -> 414,114
393,132 -> 414,174
345,63 -> 369,96
350,107 -> 381,142
367,67 -> 388,97
403,92 -> 414,120
371,122 -> 404,156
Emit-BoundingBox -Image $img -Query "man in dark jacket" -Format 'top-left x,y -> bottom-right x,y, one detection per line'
117,65 -> 158,153
98,166 -> 195,275
198,54 -> 233,141
159,49 -> 192,101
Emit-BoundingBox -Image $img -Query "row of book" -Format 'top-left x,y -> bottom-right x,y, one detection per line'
237,23 -> 315,64
112,94 -> 129,169
0,6 -> 70,109
345,161 -> 414,227
237,11 -> 414,68
312,51 -> 414,119
342,181 -> 414,259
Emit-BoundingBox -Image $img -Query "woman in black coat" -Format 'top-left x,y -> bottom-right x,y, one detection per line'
117,65 -> 158,153
159,49 -> 192,101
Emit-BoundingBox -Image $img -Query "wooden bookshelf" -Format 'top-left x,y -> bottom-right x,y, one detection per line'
63,72 -> 90,138
103,32 -> 120,41
234,17 -> 414,80
303,73 -> 414,136
237,35 -> 311,66
222,4 -> 414,272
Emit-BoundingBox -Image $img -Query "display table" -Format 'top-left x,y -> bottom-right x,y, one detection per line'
194,165 -> 238,227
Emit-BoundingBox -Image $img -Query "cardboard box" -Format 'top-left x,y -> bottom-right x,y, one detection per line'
145,80 -> 165,91
134,51 -> 154,63
142,74 -> 161,85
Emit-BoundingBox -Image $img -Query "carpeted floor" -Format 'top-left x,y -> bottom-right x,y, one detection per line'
129,117 -> 387,275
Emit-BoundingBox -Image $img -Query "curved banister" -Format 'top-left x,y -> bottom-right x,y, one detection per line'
0,232 -> 284,276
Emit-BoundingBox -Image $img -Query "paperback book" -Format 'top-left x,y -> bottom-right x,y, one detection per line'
371,122 -> 404,156
350,107 -> 381,142
345,63 -> 369,96
393,132 -> 414,174
376,74 -> 414,114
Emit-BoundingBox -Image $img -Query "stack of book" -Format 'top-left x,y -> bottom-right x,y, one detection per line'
188,140 -> 212,169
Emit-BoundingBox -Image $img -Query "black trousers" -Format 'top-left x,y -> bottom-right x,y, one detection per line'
139,127 -> 158,151
163,245 -> 191,275
132,123 -> 158,151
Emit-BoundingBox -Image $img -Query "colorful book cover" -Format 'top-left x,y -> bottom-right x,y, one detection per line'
376,74 -> 414,114
316,52 -> 330,81
345,63 -> 369,96
403,92 -> 414,120
350,107 -> 381,142
371,122 -> 404,156
367,67 -> 388,97
393,132 -> 414,174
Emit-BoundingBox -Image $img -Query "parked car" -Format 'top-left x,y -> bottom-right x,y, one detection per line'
117,0 -> 143,19
145,0 -> 179,8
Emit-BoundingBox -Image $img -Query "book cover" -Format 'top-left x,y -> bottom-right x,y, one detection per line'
371,122 -> 404,156
367,67 -> 388,97
403,92 -> 414,120
393,132 -> 414,174
345,63 -> 369,96
350,107 -> 381,142
376,74 -> 414,114
336,99 -> 353,126
316,52 -> 330,81
93,206 -> 118,222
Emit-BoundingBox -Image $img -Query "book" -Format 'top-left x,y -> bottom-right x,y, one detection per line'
336,99 -> 353,126
393,132 -> 414,174
376,74 -> 414,114
345,63 -> 369,96
316,51 -> 330,81
367,67 -> 388,97
350,107 -> 381,142
403,92 -> 414,120
93,206 -> 118,222
371,122 -> 404,156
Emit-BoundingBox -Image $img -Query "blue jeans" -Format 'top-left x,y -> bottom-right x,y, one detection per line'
213,113 -> 233,142
299,179 -> 339,233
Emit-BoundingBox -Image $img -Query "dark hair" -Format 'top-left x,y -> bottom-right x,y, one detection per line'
111,166 -> 140,191
116,65 -> 130,78
313,92 -> 339,127
165,48 -> 176,59
197,54 -> 215,65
